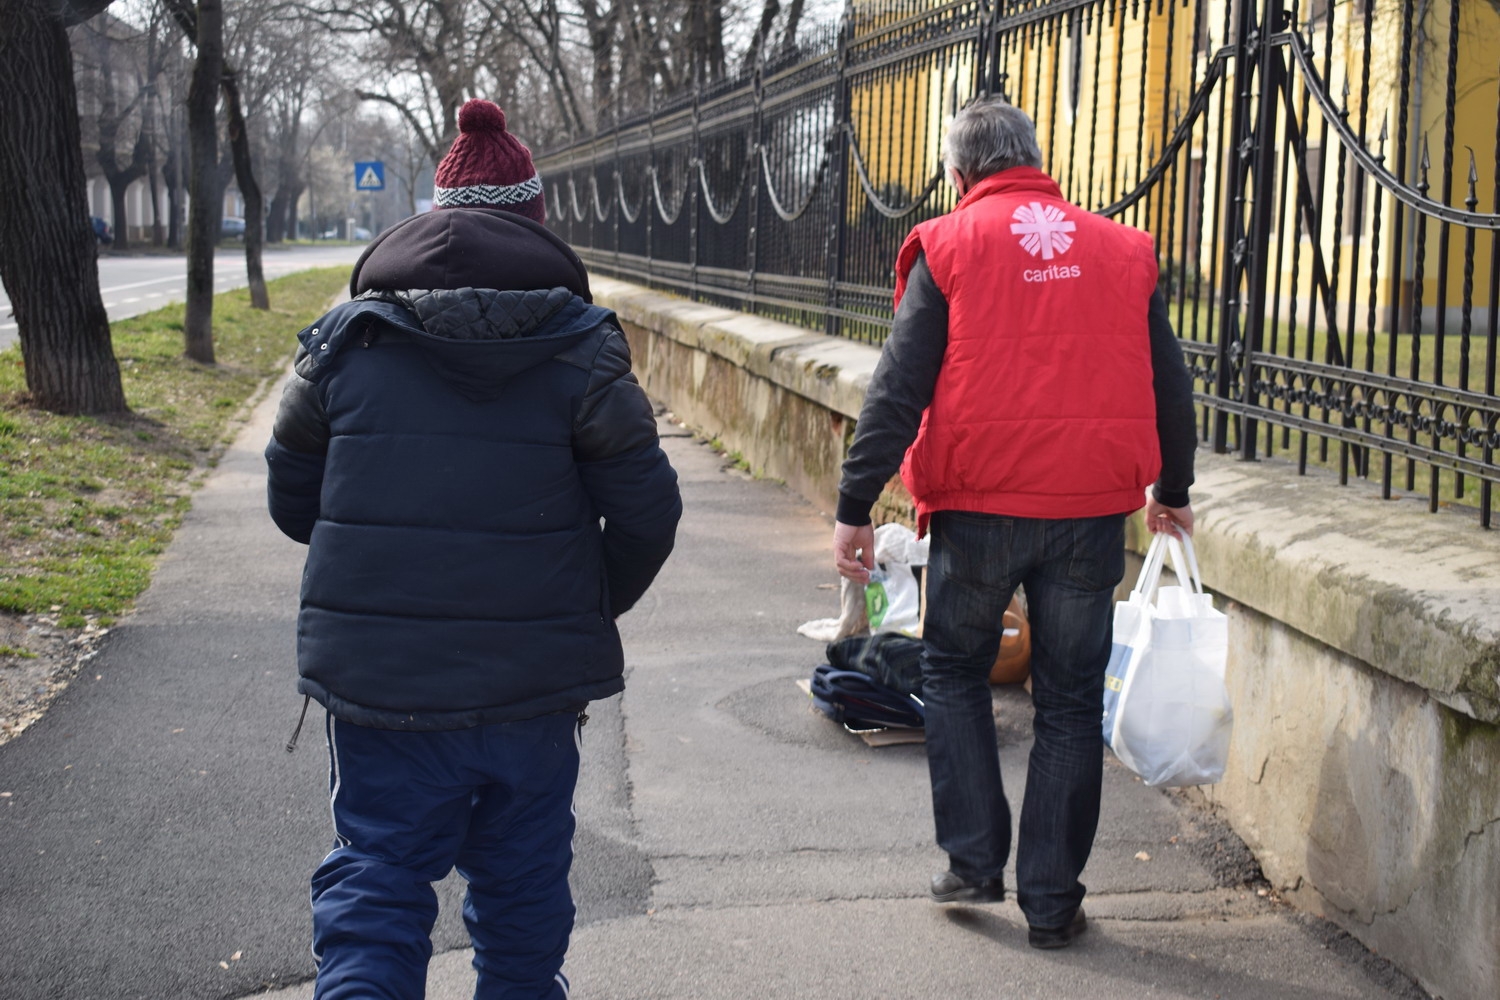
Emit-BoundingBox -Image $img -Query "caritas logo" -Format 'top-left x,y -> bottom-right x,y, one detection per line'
1011,201 -> 1081,283
1010,201 -> 1077,259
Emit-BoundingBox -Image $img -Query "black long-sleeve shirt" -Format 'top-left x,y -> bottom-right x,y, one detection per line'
836,252 -> 1196,525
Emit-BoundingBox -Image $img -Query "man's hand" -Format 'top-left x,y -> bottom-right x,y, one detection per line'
1144,496 -> 1194,537
833,521 -> 876,583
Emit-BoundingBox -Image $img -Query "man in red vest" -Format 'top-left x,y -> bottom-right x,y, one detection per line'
833,98 -> 1196,949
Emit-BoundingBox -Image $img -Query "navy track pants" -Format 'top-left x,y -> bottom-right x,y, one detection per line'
311,710 -> 581,1000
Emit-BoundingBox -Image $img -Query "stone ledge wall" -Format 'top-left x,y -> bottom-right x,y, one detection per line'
596,276 -> 1500,1000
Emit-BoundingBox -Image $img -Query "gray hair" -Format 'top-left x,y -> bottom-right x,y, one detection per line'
942,98 -> 1043,184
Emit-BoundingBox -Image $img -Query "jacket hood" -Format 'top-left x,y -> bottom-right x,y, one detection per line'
350,207 -> 591,300
295,288 -> 615,402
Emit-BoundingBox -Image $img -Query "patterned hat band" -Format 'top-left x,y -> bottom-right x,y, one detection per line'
433,175 -> 544,208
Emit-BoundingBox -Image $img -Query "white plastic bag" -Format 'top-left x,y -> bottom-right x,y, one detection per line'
1102,531 -> 1232,787
864,524 -> 925,636
864,566 -> 920,635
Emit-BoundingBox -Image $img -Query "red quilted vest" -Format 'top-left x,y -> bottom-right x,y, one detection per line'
894,167 -> 1161,533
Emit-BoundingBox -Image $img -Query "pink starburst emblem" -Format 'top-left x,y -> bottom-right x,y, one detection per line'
1010,202 -> 1077,260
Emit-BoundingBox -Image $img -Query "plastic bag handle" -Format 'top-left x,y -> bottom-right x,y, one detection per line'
1132,528 -> 1199,600
1131,533 -> 1172,599
1182,532 -> 1206,594
1160,533 -> 1193,595
1163,531 -> 1205,595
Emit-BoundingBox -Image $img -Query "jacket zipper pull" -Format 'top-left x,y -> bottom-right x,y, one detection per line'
285,695 -> 312,753
576,709 -> 589,746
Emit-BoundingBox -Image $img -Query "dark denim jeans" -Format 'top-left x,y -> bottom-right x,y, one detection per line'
921,510 -> 1124,930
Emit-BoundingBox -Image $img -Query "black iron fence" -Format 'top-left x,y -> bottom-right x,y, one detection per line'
535,0 -> 1500,526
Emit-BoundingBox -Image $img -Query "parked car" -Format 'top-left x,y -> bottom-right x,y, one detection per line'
353,226 -> 372,241
90,216 -> 114,245
221,216 -> 246,238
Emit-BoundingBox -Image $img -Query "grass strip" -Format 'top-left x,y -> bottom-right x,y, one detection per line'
0,267 -> 347,627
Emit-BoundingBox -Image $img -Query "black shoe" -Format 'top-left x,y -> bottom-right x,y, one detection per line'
929,870 -> 1006,904
1027,907 -> 1088,949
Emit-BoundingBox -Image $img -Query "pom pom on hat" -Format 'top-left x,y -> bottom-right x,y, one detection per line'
433,99 -> 545,223
458,99 -> 506,133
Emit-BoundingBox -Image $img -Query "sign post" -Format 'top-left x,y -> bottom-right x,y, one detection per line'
354,161 -> 386,191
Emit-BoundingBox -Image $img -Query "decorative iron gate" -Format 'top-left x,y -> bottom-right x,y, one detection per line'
535,0 -> 1500,526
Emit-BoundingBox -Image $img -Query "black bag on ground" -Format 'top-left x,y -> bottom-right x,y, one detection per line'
825,632 -> 924,696
810,663 -> 925,731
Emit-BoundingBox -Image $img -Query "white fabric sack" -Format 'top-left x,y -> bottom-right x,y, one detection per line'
797,577 -> 871,642
873,522 -> 930,568
1102,531 -> 1232,788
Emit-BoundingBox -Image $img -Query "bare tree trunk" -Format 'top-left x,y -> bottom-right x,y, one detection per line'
287,181 -> 303,240
163,74 -> 186,250
184,0 -> 222,364
400,139 -> 424,216
706,2 -> 726,80
686,0 -> 707,85
0,0 -> 126,414
266,99 -> 303,243
165,131 -> 184,250
222,70 -> 267,309
579,0 -> 616,125
108,181 -> 131,250
94,85 -> 150,250
781,0 -> 806,55
265,118 -> 289,243
743,0 -> 780,74
265,188 -> 288,243
625,2 -> 675,96
215,151 -> 236,228
144,89 -> 164,246
682,0 -> 725,85
149,156 -> 165,246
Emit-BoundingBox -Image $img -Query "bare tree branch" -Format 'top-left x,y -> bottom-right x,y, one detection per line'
357,89 -> 442,164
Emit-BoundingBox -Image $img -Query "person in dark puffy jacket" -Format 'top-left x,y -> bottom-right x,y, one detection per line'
265,99 -> 680,1000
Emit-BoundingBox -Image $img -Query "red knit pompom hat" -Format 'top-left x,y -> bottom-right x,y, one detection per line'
433,100 -> 546,223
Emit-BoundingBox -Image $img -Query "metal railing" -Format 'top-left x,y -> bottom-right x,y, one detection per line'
536,0 -> 1500,526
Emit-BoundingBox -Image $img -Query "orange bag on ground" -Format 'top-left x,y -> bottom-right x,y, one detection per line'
918,572 -> 1030,685
990,596 -> 1031,685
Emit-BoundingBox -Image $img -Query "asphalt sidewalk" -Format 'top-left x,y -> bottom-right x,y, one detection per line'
0,369 -> 1424,999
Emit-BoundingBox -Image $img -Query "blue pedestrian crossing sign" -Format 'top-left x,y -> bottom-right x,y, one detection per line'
354,161 -> 386,191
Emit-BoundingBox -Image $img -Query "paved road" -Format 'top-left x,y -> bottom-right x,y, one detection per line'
0,383 -> 1428,999
0,245 -> 366,351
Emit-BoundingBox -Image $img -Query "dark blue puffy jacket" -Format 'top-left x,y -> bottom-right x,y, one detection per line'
265,210 -> 680,731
